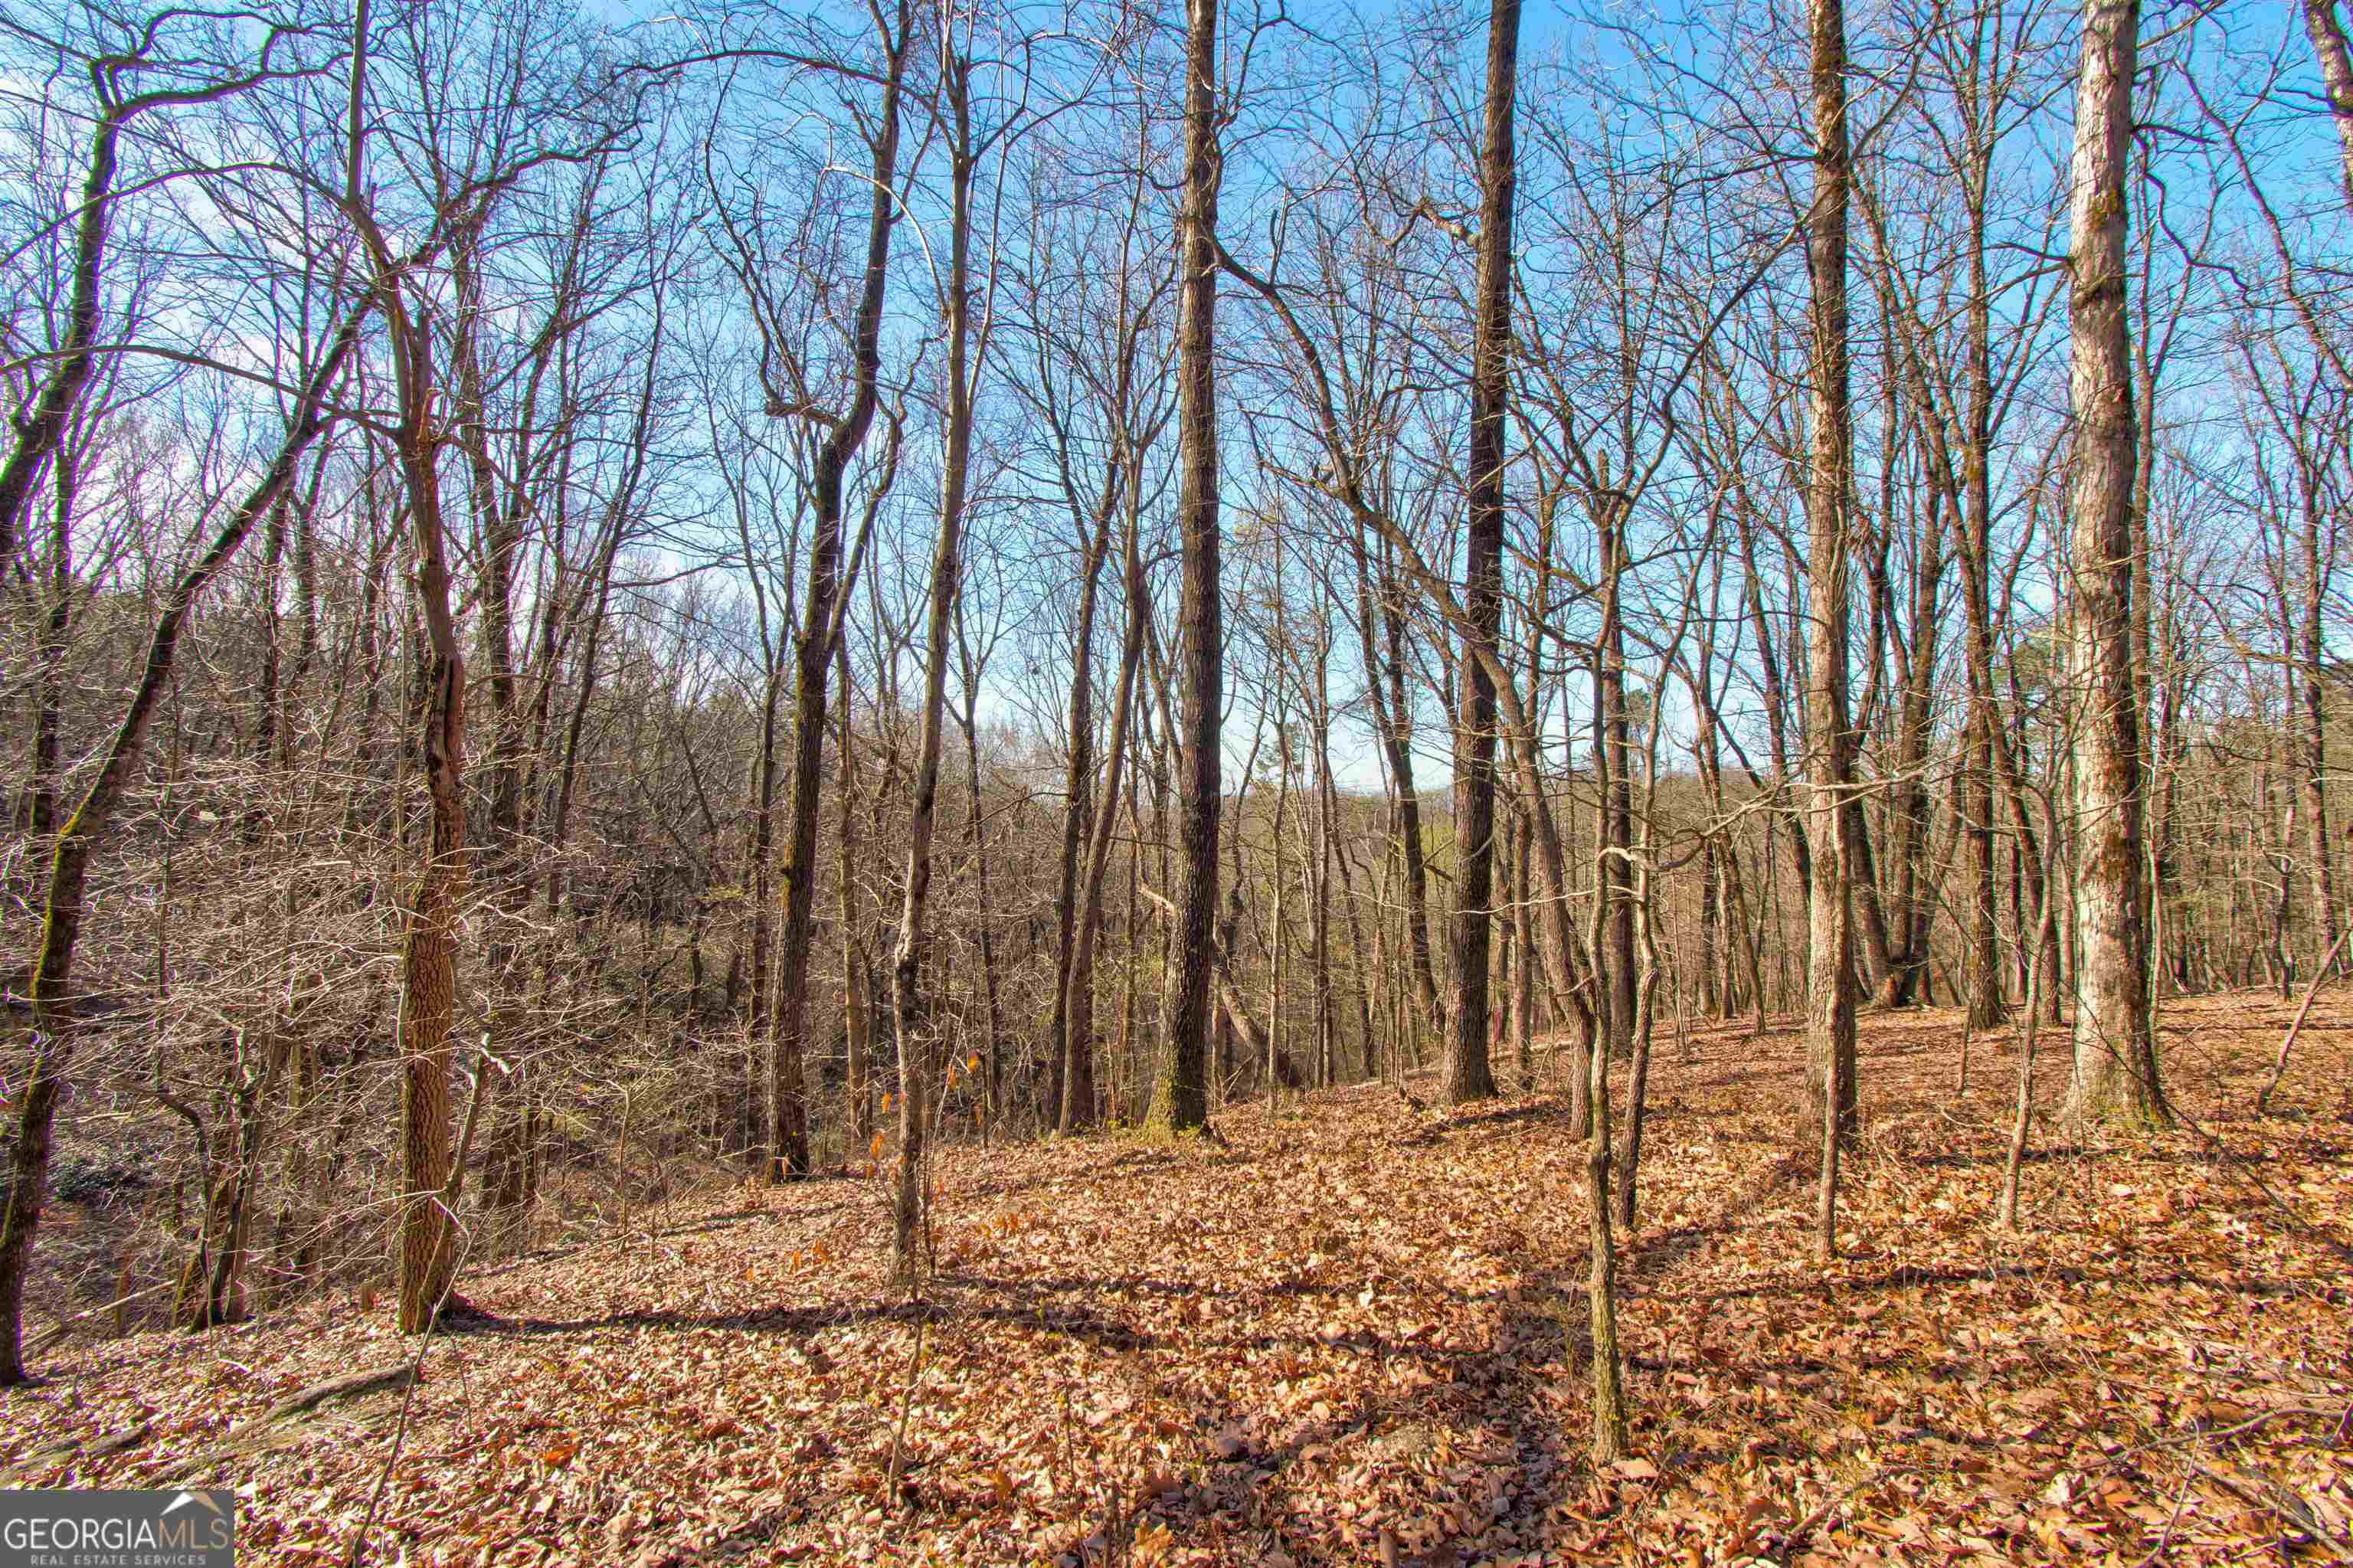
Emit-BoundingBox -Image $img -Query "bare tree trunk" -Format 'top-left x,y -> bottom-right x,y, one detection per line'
2062,0 -> 2165,1127
1146,0 -> 1223,1136
2002,831 -> 2061,1229
388,326 -> 468,1334
775,1 -> 910,1182
2298,460 -> 2339,969
2305,0 -> 2353,212
1065,528 -> 1149,1133
1598,525 -> 1636,1047
1347,529 -> 1442,1042
1958,106 -> 2008,1029
1584,994 -> 1630,1462
1513,807 -> 1535,1089
745,653 -> 784,1162
839,634 -> 873,1151
953,599 -> 1005,1138
1445,0 -> 1520,1108
449,224 -> 538,1225
889,78 -> 970,1276
1311,594 -> 1337,1090
1804,0 -> 1860,1265
1805,0 -> 1860,1196
1615,813 -> 1660,1229
1050,511 -> 1114,1124
1880,494 -> 1945,1008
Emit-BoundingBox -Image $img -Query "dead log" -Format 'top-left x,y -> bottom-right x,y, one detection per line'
152,1363 -> 417,1483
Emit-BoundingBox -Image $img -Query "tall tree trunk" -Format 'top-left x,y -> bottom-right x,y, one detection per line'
892,11 -> 995,1274
2298,456 -> 2338,970
389,329 -> 469,1334
450,227 -> 537,1218
2062,0 -> 2165,1126
1805,0 -> 1860,1247
745,655 -> 784,1161
775,2 -> 910,1181
1598,505 -> 1637,1050
1146,0 -> 1223,1135
1446,0 -> 1520,1107
1880,492 -> 1945,1008
1313,613 -> 1337,1089
1960,155 -> 2008,1028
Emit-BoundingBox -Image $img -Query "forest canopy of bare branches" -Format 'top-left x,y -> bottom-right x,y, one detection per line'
2,0 -> 2351,1556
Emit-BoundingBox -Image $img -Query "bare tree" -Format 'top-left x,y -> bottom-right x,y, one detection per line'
770,0 -> 912,1182
2062,0 -> 2165,1127
1147,0 -> 1224,1136
1804,0 -> 1859,1258
0,282 -> 372,1380
0,11 -> 309,574
1443,0 -> 1522,1108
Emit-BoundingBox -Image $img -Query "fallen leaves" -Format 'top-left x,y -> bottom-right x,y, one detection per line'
2,991 -> 2350,1565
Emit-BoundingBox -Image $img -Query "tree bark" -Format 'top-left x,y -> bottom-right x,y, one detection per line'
388,315 -> 469,1334
774,2 -> 910,1180
892,25 -> 988,1275
1146,0 -> 1224,1136
1445,0 -> 1520,1108
1064,527 -> 1148,1132
1347,530 -> 1442,1043
2305,0 -> 2353,213
1050,509 -> 1114,1125
2062,0 -> 2166,1127
1805,0 -> 1860,1203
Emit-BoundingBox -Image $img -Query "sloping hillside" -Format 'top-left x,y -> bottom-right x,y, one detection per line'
4,991 -> 2349,1566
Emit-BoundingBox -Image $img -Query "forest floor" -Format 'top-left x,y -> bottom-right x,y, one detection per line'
3,990 -> 2351,1566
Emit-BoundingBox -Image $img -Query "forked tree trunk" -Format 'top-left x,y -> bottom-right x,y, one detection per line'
892,25 -> 978,1278
776,1 -> 910,1182
1049,509 -> 1114,1124
1063,526 -> 1148,1133
390,331 -> 469,1334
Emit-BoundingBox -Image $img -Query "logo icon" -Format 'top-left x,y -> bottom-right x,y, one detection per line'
0,1487 -> 235,1566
